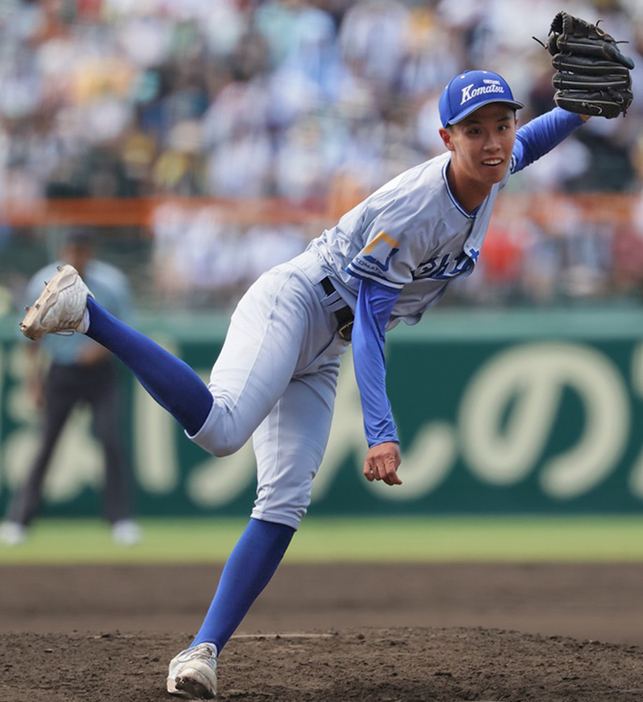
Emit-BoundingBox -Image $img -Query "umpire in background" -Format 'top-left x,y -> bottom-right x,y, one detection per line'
0,229 -> 141,546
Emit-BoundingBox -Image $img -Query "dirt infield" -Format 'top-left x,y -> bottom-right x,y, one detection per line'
1,563 -> 643,701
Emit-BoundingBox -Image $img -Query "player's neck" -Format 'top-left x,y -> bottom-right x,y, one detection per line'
445,162 -> 492,214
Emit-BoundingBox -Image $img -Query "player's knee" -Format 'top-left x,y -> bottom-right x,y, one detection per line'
204,434 -> 247,457
250,505 -> 306,530
251,484 -> 312,530
187,415 -> 249,457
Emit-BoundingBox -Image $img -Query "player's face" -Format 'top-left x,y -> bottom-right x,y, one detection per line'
440,104 -> 517,189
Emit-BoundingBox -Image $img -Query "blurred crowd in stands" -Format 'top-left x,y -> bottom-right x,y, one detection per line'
0,0 -> 642,311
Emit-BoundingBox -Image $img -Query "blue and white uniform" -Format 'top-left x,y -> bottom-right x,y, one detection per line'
188,106 -> 584,523
315,107 -> 583,322
74,79 -> 586,663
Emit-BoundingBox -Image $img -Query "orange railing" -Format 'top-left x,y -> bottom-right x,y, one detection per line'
1,192 -> 639,230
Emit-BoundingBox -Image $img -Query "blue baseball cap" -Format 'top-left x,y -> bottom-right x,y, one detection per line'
439,70 -> 523,127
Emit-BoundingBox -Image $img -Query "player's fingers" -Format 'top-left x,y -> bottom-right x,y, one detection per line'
372,459 -> 401,486
372,460 -> 386,482
382,472 -> 395,486
376,459 -> 392,485
383,469 -> 402,486
384,455 -> 403,486
363,444 -> 402,484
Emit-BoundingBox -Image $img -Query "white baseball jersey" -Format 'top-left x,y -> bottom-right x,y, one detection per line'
309,150 -> 510,328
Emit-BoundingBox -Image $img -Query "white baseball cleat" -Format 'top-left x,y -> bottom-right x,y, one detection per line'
167,642 -> 218,699
19,264 -> 93,340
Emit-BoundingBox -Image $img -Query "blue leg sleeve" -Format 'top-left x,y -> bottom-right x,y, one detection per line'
85,297 -> 213,436
191,518 -> 295,652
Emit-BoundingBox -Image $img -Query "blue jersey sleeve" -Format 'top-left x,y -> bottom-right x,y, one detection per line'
352,278 -> 400,447
512,107 -> 585,173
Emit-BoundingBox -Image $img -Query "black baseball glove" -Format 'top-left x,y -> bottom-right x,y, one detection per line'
543,11 -> 635,118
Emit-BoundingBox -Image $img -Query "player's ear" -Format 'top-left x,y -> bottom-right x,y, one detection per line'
439,127 -> 455,152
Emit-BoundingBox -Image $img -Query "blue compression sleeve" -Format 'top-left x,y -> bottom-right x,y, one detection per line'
352,278 -> 400,447
191,518 -> 294,652
85,297 -> 213,436
512,107 -> 584,173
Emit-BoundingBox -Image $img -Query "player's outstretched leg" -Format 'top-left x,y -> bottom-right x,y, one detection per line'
19,265 -> 213,436
167,518 -> 294,698
191,518 -> 293,650
168,361 -> 338,698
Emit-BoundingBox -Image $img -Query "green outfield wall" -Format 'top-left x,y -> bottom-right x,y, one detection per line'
2,308 -> 643,517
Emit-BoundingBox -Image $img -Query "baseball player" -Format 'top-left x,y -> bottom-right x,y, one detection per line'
17,14 -> 633,698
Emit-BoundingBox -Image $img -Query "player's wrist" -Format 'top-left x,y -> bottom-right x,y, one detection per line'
367,437 -> 400,448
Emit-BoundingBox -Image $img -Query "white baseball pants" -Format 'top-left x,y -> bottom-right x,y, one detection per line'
188,251 -> 351,529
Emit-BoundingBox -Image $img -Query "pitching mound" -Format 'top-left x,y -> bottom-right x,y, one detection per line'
2,563 -> 643,701
1,627 -> 642,702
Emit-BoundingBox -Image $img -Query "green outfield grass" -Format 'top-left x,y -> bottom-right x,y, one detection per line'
0,516 -> 642,564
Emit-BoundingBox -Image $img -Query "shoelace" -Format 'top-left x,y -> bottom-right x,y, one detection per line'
177,644 -> 217,665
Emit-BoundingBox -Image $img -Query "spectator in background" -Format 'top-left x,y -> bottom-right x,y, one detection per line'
0,0 -> 641,309
0,0 -> 640,207
0,229 -> 140,547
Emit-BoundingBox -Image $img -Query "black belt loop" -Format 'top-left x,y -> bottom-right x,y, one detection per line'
320,277 -> 334,296
320,276 -> 354,342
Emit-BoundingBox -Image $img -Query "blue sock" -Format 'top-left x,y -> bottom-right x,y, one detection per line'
85,297 -> 213,436
191,518 -> 295,653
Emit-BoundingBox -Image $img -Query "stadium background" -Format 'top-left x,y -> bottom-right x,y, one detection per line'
1,2 -> 643,701
1,0 -> 642,520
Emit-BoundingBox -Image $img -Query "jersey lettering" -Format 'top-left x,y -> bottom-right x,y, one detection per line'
414,251 -> 474,280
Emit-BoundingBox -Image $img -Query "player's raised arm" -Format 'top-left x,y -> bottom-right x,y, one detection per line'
511,108 -> 585,173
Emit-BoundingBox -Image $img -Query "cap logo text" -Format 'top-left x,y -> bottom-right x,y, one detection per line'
460,82 -> 505,104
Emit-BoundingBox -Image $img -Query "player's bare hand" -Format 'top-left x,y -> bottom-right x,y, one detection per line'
364,442 -> 402,486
